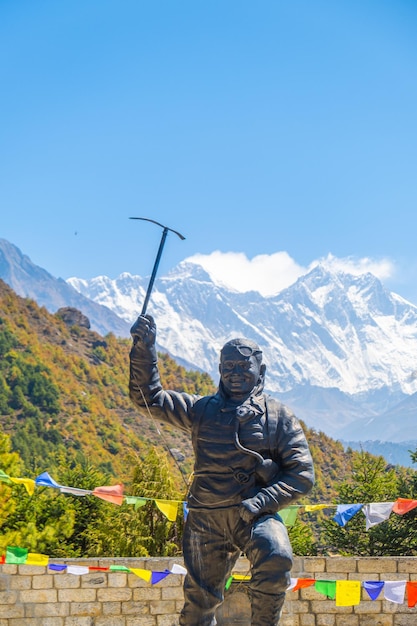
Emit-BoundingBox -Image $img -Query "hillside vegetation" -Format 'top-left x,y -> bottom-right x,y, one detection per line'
4,278 -> 411,557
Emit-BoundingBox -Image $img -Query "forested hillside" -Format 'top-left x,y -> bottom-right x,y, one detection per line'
3,278 -> 412,558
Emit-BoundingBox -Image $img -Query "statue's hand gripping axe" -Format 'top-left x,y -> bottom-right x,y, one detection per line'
129,217 -> 185,316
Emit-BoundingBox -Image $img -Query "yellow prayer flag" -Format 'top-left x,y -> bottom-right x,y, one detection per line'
26,553 -> 49,566
155,499 -> 179,521
304,504 -> 331,512
336,580 -> 361,606
233,574 -> 251,581
10,477 -> 36,496
129,568 -> 152,582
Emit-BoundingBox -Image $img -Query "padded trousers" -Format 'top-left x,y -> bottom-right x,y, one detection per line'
179,507 -> 292,626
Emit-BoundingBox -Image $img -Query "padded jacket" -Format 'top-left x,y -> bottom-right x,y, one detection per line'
129,340 -> 315,513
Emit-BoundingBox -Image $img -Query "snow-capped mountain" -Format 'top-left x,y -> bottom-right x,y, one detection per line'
2,237 -> 417,446
68,260 -> 417,442
68,261 -> 417,395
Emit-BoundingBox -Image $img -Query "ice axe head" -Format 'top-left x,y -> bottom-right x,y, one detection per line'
129,217 -> 185,315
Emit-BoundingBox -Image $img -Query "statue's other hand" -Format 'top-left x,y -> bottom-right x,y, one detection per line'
130,315 -> 157,346
239,497 -> 263,523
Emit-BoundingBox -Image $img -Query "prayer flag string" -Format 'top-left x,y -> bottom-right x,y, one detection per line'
2,468 -> 417,527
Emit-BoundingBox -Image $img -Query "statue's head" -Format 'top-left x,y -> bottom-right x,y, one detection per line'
219,338 -> 266,400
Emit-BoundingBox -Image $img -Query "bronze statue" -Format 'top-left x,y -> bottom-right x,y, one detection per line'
129,314 -> 314,626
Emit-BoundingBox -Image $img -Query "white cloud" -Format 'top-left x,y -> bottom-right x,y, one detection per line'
185,251 -> 395,297
316,253 -> 395,280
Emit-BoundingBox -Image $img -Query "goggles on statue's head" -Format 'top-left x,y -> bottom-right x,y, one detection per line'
221,339 -> 262,363
235,345 -> 261,358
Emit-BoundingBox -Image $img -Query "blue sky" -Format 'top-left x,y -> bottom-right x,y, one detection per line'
2,1 -> 417,301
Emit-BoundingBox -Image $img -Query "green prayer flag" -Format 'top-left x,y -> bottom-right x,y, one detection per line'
279,506 -> 299,526
125,496 -> 147,509
314,580 -> 336,599
0,470 -> 12,484
109,565 -> 131,572
6,546 -> 28,564
225,576 -> 233,590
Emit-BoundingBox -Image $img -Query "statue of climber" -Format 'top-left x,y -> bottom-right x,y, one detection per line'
129,314 -> 314,626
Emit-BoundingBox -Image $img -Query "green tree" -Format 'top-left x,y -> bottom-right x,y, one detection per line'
288,517 -> 317,555
85,447 -> 185,557
0,433 -> 23,531
321,450 -> 415,556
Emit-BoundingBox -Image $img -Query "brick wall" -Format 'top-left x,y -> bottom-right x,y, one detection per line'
1,556 -> 417,625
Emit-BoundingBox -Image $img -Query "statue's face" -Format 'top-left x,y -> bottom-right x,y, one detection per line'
219,346 -> 262,399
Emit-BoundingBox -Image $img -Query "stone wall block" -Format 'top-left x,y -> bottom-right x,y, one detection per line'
149,600 -> 176,615
357,559 -> 398,574
25,601 -> 70,617
58,588 -> 96,603
121,600 -> 149,615
355,617 -> 393,626
53,574 -> 81,589
96,587 -> 132,602
80,575 -> 107,588
316,617 -> 336,626
69,601 -> 102,616
156,616 -> 181,626
161,586 -> 184,601
19,588 -> 58,603
102,601 -> 122,615
326,559 -> 357,573
133,587 -> 162,601
302,559 -> 326,574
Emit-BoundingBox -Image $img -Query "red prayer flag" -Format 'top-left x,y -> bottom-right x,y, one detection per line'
392,498 -> 417,515
407,582 -> 417,607
89,567 -> 110,571
292,578 -> 316,591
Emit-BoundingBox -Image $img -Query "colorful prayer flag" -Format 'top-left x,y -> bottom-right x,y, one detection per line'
124,496 -> 147,508
155,499 -> 179,521
363,580 -> 384,600
407,581 -> 417,608
392,498 -> 417,515
129,568 -> 152,582
279,506 -> 298,526
35,472 -> 61,488
333,504 -> 363,527
314,580 -> 336,599
26,553 -> 49,566
384,580 -> 407,604
291,578 -> 315,591
335,580 -> 361,606
10,477 -> 36,495
6,546 -> 28,564
362,502 -> 394,529
93,484 -> 124,505
151,570 -> 171,584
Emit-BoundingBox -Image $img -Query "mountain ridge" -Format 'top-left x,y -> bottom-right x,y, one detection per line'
2,238 -> 417,446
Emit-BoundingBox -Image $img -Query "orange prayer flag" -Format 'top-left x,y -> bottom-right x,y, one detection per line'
292,578 -> 316,591
392,498 -> 417,515
93,484 -> 124,506
407,582 -> 417,608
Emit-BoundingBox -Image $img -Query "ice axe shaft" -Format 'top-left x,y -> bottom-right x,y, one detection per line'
129,217 -> 185,316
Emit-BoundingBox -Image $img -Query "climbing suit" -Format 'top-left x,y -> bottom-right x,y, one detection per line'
129,335 -> 314,626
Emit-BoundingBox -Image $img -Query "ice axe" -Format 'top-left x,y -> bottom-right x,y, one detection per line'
129,217 -> 185,315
